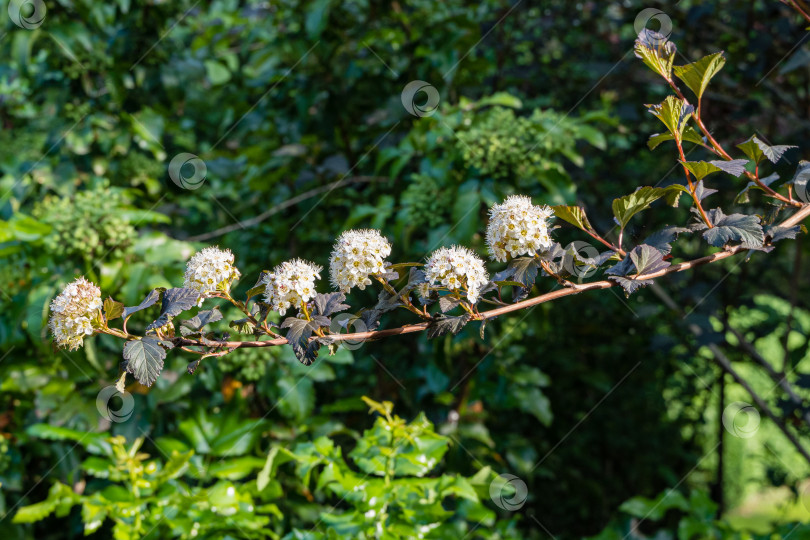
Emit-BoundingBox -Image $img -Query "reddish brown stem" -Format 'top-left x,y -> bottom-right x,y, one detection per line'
667,79 -> 800,207
171,202 -> 810,352
676,137 -> 713,228
584,227 -> 625,256
784,0 -> 810,23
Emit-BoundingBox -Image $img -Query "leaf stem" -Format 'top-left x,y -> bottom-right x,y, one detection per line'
582,226 -> 624,256
667,78 -> 799,207
375,275 -> 430,319
675,136 -> 713,228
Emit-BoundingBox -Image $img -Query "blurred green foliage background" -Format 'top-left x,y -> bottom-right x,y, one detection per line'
3,0 -> 810,538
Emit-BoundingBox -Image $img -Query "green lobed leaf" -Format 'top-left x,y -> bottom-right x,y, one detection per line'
648,125 -> 705,150
551,205 -> 591,231
646,96 -> 694,140
736,135 -> 764,164
245,270 -> 270,299
103,297 -> 124,321
737,135 -> 797,165
681,161 -> 722,181
634,29 -> 677,79
612,186 -> 671,229
663,184 -> 690,207
673,52 -> 726,99
228,317 -> 256,335
123,337 -> 168,387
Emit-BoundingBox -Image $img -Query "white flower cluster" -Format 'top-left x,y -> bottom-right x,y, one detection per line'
486,195 -> 553,262
424,246 -> 489,303
48,277 -> 103,350
183,246 -> 241,300
329,229 -> 392,292
263,259 -> 322,315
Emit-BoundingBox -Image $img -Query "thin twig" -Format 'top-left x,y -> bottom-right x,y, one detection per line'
650,282 -> 810,466
784,0 -> 810,23
724,324 -> 810,428
666,79 -> 800,207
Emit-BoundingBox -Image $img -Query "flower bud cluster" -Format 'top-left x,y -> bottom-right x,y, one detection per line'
263,259 -> 322,316
49,277 -> 103,350
486,195 -> 553,262
329,229 -> 392,292
424,246 -> 489,303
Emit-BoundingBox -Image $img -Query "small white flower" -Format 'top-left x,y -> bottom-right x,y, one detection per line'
263,259 -> 322,316
486,195 -> 553,262
183,246 -> 241,302
424,246 -> 489,303
329,229 -> 393,292
49,277 -> 103,350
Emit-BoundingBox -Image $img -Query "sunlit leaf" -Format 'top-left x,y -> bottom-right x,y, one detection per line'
673,52 -> 726,99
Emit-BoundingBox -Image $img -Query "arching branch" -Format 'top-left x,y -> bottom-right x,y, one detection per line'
172,205 -> 810,352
